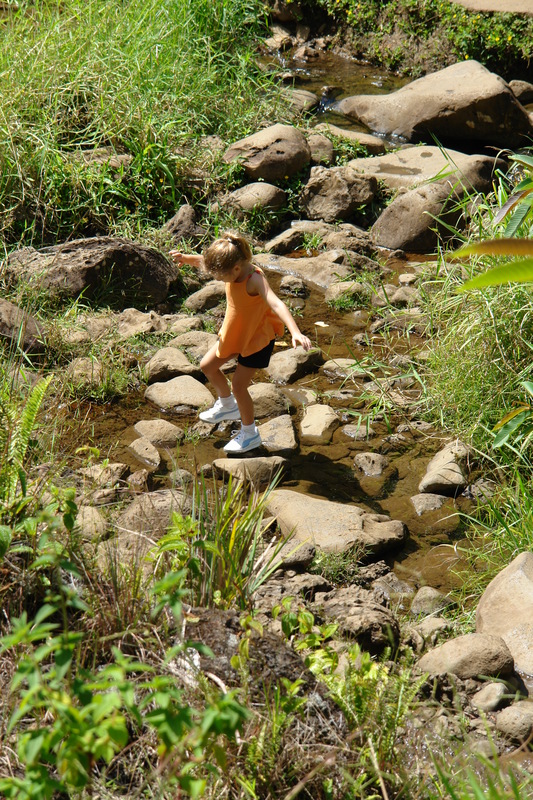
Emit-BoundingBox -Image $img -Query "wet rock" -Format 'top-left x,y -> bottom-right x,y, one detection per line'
350,146 -> 498,192
464,477 -> 497,502
167,315 -> 203,335
263,22 -> 293,50
266,346 -> 324,383
127,437 -> 161,469
266,489 -> 406,555
170,467 -> 195,489
145,376 -> 214,414
307,132 -> 334,164
279,275 -> 308,297
300,165 -> 378,223
341,422 -> 376,441
281,386 -> 318,407
410,586 -> 452,615
471,683 -> 507,713
223,123 -> 311,181
314,122 -> 386,155
5,237 -> 176,307
169,331 -> 219,362
66,357 -> 103,387
312,585 -> 399,655
476,552 -> 533,676
372,572 -> 415,605
354,452 -> 389,477
418,440 -> 470,496
75,506 -> 106,541
495,701 -> 533,743
116,309 -> 167,338
417,633 -> 514,680
162,203 -> 205,241
126,469 -> 150,494
338,61 -> 533,148
219,182 -> 287,217
410,493 -> 447,516
0,299 -> 45,352
258,415 -> 298,453
133,419 -> 184,447
212,455 -> 288,490
115,488 -> 191,538
183,281 -> 225,312
146,347 -> 201,383
322,358 -> 369,380
300,404 -> 339,444
249,383 -> 293,418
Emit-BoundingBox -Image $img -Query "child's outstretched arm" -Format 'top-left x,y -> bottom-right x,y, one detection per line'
169,250 -> 204,268
249,271 -> 312,350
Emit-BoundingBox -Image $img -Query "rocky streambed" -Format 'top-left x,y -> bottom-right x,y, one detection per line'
5,52 -> 533,769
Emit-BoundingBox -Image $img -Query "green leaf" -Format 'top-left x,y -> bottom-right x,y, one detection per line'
493,410 -> 530,448
492,188 -> 533,225
493,404 -> 531,430
522,381 -> 533,399
0,525 -> 12,558
454,238 -> 533,259
510,153 -> 533,170
458,258 -> 533,292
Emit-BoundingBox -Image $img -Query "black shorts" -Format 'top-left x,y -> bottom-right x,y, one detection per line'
237,339 -> 276,369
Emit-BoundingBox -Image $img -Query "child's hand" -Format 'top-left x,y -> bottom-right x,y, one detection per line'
292,332 -> 312,351
169,250 -> 186,265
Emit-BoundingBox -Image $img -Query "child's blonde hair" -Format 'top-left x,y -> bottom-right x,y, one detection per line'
203,232 -> 252,278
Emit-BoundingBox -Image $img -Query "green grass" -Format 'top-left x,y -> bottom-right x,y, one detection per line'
0,0 -> 285,246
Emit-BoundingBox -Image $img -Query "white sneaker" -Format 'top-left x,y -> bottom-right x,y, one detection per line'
223,428 -> 262,454
199,397 -> 240,423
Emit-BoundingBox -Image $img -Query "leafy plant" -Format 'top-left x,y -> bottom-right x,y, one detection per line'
155,473 -> 287,609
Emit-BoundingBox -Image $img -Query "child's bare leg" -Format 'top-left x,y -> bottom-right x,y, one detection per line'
200,343 -> 232,398
231,364 -> 257,426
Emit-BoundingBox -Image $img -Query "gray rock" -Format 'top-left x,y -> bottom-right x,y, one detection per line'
279,275 -> 308,297
5,237 -> 175,307
338,61 -> 533,148
410,586 -> 452,615
277,540 -> 316,571
183,281 -> 225,312
281,386 -> 318,407
307,132 -> 334,165
117,308 -> 167,338
413,616 -> 449,642
163,203 -> 205,241
212,455 -> 288,490
495,701 -> 533,743
300,165 -> 378,223
223,123 -> 311,181
146,347 -> 201,383
254,250 -> 357,288
354,452 -> 389,477
471,683 -> 507,713
312,585 -> 399,654
169,331 -> 219,362
79,462 -> 128,489
0,298 -> 45,352
509,78 -> 533,105
258,415 -> 298,453
263,219 -> 373,257
418,440 -> 470,496
284,88 -> 319,114
249,383 -> 293,418
322,358 -> 368,380
417,633 -> 514,680
300,405 -> 339,444
341,423 -> 376,441
67,357 -> 103,386
325,280 -> 367,304
266,489 -> 406,555
219,182 -> 287,216
127,437 -> 161,469
115,489 -> 191,538
133,419 -> 185,447
75,506 -> 106,541
410,493 -> 447,516
266,346 -> 323,383
145,376 -> 214,414
476,552 -> 533,676
167,315 -> 203,335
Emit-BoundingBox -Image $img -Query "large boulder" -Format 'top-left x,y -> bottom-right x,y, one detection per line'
145,376 -> 214,414
255,251 -> 356,288
418,440 -> 470,496
265,489 -> 406,555
476,552 -> 533,675
5,237 -> 176,307
265,346 -> 324,383
263,220 -> 374,257
299,165 -> 378,223
218,182 -> 287,217
337,61 -> 533,148
223,124 -> 311,181
350,146 -> 498,192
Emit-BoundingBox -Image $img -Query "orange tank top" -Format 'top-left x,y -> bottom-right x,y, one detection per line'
216,266 -> 284,359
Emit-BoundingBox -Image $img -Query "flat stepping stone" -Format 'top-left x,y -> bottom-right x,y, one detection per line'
133,419 -> 184,447
265,347 -> 323,384
212,456 -> 288,489
266,489 -> 406,555
127,437 -> 161,469
300,405 -> 339,444
146,347 -> 201,382
258,415 -> 298,453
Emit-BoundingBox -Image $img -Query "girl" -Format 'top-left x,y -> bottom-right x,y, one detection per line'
170,232 -> 312,454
